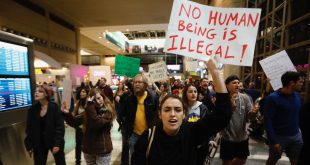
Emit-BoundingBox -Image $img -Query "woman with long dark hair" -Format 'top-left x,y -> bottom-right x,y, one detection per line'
63,87 -> 89,165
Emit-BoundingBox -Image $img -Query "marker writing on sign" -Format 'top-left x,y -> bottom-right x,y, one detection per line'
240,44 -> 248,63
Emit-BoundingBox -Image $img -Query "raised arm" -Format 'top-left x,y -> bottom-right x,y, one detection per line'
205,58 -> 227,93
195,58 -> 231,137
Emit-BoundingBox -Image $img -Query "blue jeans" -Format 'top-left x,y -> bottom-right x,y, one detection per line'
269,132 -> 303,160
128,133 -> 140,159
84,153 -> 111,165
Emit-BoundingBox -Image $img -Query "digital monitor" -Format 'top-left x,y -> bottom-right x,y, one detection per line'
0,41 -> 29,76
0,78 -> 32,112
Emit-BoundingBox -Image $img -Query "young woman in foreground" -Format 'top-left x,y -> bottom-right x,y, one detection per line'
131,58 -> 232,165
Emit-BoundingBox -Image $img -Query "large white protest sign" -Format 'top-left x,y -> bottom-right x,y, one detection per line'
148,61 -> 168,82
259,50 -> 296,90
164,0 -> 261,66
61,79 -> 72,109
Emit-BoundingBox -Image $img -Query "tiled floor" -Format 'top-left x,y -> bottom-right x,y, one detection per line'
48,121 -> 290,165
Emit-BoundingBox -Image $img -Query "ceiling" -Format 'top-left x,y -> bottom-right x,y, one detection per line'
30,0 -> 241,55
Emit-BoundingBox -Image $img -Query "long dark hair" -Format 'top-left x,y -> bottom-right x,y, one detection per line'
182,84 -> 196,109
77,87 -> 89,108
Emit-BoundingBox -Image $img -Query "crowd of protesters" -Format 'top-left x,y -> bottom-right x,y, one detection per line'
24,59 -> 308,165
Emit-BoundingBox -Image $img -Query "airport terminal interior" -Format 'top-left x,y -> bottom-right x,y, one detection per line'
0,0 -> 309,164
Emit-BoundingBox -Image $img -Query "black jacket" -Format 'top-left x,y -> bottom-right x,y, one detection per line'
24,102 -> 65,151
298,101 -> 310,165
120,90 -> 158,137
132,93 -> 232,165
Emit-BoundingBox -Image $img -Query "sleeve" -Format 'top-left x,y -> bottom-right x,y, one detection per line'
204,90 -> 215,112
24,107 -> 33,151
196,93 -> 232,138
131,130 -> 149,165
119,94 -> 128,124
107,87 -> 114,102
245,94 -> 254,120
299,102 -> 309,142
264,96 -> 278,144
63,112 -> 84,128
86,102 -> 113,129
53,104 -> 65,148
246,95 -> 253,113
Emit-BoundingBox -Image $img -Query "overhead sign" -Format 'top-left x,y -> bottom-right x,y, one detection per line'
164,0 -> 261,66
259,50 -> 296,90
115,55 -> 140,78
148,61 -> 168,82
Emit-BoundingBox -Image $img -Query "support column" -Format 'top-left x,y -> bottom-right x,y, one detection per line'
75,28 -> 81,64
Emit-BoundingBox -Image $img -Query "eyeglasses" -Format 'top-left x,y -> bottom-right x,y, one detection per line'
133,81 -> 144,84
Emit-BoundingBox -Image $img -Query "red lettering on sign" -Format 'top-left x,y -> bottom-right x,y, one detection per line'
196,40 -> 204,54
167,35 -> 178,51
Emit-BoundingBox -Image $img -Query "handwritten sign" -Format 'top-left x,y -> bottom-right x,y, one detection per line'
89,66 -> 112,85
148,61 -> 168,82
259,50 -> 297,90
115,55 -> 140,78
61,79 -> 72,109
164,0 -> 261,66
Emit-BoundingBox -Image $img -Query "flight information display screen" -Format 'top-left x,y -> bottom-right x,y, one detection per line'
0,41 -> 29,76
0,78 -> 32,112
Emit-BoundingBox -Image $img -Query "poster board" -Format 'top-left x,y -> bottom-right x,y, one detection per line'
61,79 -> 72,109
115,55 -> 140,78
164,0 -> 261,66
89,66 -> 112,85
148,61 -> 168,82
259,50 -> 297,90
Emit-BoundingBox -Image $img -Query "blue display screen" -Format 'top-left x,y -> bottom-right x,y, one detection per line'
0,41 -> 29,76
0,78 -> 32,112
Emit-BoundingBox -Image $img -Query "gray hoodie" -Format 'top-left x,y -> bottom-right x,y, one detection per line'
187,101 -> 203,122
221,93 -> 253,142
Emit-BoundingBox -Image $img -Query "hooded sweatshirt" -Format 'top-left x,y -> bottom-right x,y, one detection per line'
187,101 -> 203,123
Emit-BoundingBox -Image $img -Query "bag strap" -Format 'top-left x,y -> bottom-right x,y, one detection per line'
146,126 -> 156,161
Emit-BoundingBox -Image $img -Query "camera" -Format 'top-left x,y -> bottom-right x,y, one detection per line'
97,107 -> 107,115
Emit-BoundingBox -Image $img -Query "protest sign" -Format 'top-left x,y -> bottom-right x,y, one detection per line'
89,66 -> 112,85
259,50 -> 297,90
148,61 -> 168,82
115,55 -> 140,78
61,79 -> 72,109
164,0 -> 261,66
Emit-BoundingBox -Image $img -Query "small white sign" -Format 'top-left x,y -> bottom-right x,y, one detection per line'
148,61 -> 168,82
259,50 -> 297,90
61,79 -> 72,109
